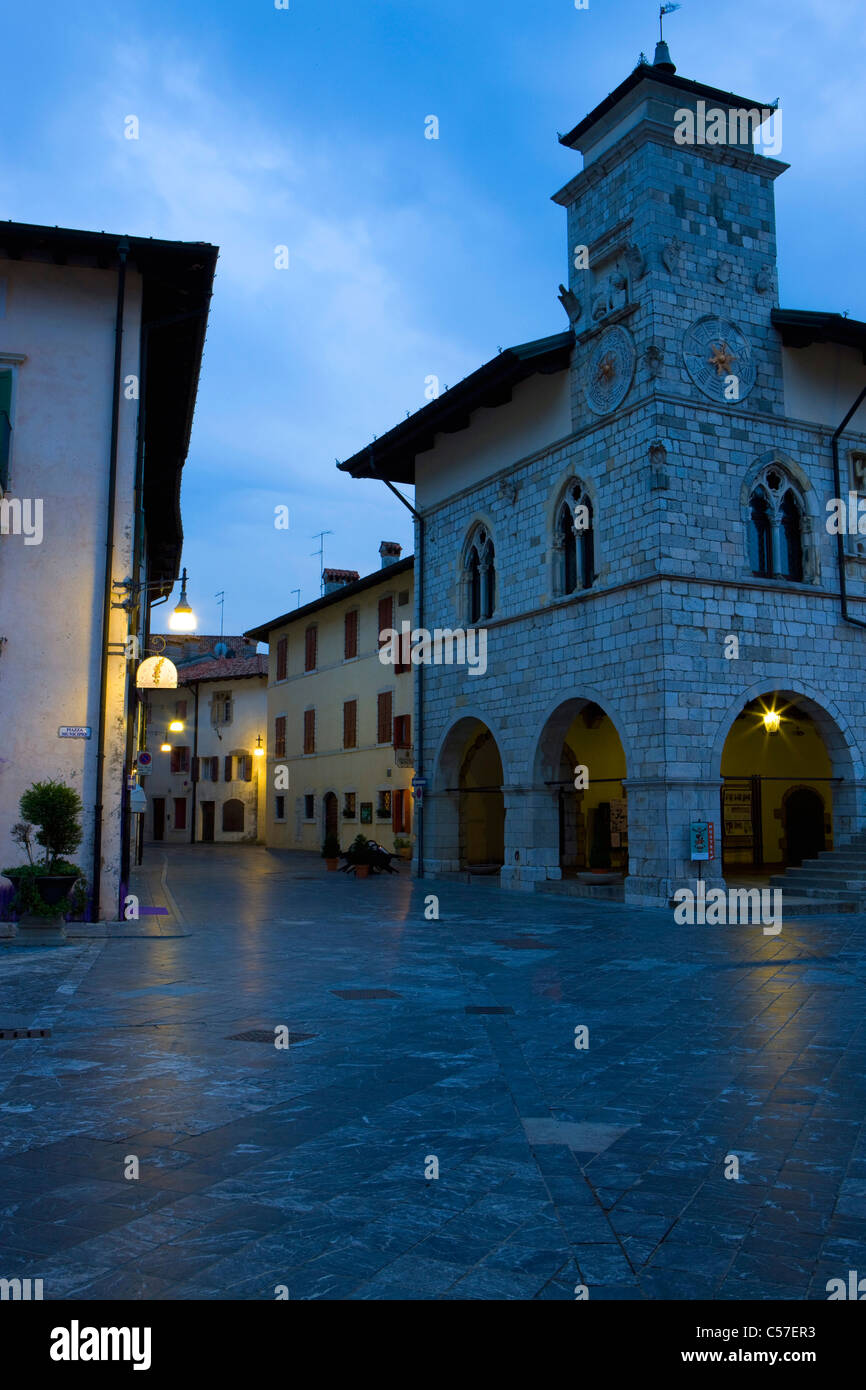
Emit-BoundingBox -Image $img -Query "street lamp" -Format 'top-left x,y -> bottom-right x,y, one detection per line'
254,735 -> 265,758
168,719 -> 185,733
168,569 -> 197,633
762,709 -> 781,734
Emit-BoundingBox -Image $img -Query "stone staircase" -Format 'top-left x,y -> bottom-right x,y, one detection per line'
770,827 -> 866,911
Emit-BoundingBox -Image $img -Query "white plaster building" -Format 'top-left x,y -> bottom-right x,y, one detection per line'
339,45 -> 866,908
0,222 -> 216,917
142,636 -> 267,845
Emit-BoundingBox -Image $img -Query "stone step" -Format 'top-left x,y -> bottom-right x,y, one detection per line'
769,874 -> 865,895
779,869 -> 866,886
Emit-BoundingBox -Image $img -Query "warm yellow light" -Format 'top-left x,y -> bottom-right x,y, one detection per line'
254,746 -> 264,757
762,710 -> 781,734
160,742 -> 172,752
168,719 -> 184,732
167,568 -> 197,633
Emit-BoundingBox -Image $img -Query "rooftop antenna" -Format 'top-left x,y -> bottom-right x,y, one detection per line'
215,590 -> 225,640
311,530 -> 334,596
291,588 -> 301,608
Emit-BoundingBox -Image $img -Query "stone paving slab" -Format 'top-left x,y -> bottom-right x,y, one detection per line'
0,843 -> 865,1300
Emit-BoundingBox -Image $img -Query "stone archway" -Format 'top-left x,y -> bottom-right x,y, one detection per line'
526,694 -> 630,886
713,686 -> 862,872
427,714 -> 507,876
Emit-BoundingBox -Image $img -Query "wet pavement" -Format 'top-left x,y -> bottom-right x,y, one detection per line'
1,843 -> 865,1301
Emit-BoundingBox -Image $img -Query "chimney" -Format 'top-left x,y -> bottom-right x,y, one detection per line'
322,567 -> 360,595
379,541 -> 402,568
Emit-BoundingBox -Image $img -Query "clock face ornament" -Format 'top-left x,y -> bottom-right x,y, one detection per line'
583,325 -> 636,415
682,316 -> 756,403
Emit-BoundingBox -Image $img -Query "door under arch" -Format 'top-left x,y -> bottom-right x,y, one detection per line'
784,787 -> 825,867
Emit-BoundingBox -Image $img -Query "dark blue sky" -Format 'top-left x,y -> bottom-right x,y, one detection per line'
2,0 -> 862,634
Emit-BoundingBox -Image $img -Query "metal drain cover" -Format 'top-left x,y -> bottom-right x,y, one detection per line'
331,989 -> 402,1000
226,1029 -> 316,1044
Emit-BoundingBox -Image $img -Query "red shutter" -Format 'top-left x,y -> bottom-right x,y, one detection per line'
276,636 -> 287,681
377,691 -> 392,744
377,596 -> 393,647
305,626 -> 317,671
304,708 -> 316,754
275,716 -> 286,758
344,610 -> 358,659
343,699 -> 357,750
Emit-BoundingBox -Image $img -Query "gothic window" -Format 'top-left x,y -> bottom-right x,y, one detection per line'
747,467 -> 808,582
555,482 -> 595,594
464,526 -> 495,623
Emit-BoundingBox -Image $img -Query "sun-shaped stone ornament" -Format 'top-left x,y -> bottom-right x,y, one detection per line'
683,316 -> 756,403
583,325 -> 636,415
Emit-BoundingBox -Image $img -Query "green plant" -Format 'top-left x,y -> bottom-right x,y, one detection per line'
393,835 -> 411,850
1,860 -> 80,919
18,781 -> 82,870
346,833 -> 377,867
321,834 -> 341,859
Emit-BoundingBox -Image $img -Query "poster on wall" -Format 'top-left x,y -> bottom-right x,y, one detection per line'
723,785 -> 753,844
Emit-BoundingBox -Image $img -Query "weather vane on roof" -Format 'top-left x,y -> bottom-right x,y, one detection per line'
659,3 -> 682,40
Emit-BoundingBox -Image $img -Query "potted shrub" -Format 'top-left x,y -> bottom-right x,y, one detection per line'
3,780 -> 83,943
346,833 -> 376,879
393,835 -> 412,861
321,834 -> 341,871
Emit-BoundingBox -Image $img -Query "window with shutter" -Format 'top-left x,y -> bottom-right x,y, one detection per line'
192,756 -> 200,782
393,714 -> 411,748
211,756 -> 219,782
275,716 -> 287,758
377,691 -> 392,745
343,699 -> 357,749
175,700 -> 188,719
242,755 -> 253,781
170,746 -> 191,775
392,788 -> 409,833
276,636 -> 288,681
304,626 -> 317,671
377,596 -> 393,648
344,610 -> 358,660
224,755 -> 233,782
174,798 -> 187,831
303,708 -> 316,755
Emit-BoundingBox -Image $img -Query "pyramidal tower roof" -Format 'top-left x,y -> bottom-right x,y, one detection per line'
559,42 -> 776,166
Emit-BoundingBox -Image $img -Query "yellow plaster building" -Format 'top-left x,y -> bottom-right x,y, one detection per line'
246,546 -> 415,855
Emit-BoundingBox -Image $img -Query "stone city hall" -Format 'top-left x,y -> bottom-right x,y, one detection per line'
340,42 -> 866,909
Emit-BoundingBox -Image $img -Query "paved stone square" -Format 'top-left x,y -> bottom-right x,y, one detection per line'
1,844 -> 865,1301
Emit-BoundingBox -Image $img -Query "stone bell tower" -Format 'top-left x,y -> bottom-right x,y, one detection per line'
551,42 -> 792,905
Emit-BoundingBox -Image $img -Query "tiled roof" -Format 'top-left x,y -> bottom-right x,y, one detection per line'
172,654 -> 268,684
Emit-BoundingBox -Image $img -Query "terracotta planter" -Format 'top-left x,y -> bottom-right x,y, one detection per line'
396,847 -> 412,860
325,859 -> 339,872
355,865 -> 370,880
5,872 -> 74,944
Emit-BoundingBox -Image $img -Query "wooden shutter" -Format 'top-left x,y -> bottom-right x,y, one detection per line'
305,626 -> 317,671
224,755 -> 233,782
303,708 -> 316,755
174,798 -> 187,830
394,714 -> 410,748
377,596 -> 393,647
242,755 -> 253,781
392,788 -> 409,833
191,756 -> 200,782
343,699 -> 357,750
377,691 -> 392,744
344,610 -> 358,659
211,756 -> 219,781
275,716 -> 286,758
276,636 -> 287,681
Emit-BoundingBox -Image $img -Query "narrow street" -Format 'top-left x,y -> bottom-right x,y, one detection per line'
1,845 -> 864,1300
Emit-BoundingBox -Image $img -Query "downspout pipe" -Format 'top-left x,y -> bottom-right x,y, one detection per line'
381,477 -> 425,880
92,241 -> 129,921
120,315 -> 149,895
831,383 -> 866,631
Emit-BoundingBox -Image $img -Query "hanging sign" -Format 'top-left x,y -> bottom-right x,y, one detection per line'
690,820 -> 715,861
